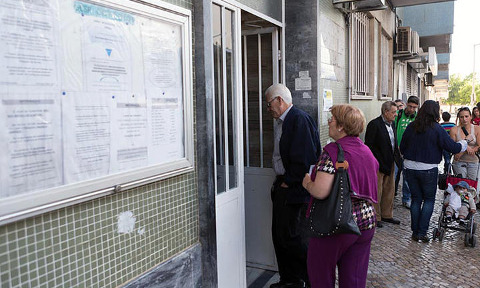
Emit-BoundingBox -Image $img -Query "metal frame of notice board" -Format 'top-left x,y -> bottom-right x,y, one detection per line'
0,0 -> 194,225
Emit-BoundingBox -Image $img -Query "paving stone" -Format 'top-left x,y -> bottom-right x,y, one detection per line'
248,182 -> 480,287
367,185 -> 480,287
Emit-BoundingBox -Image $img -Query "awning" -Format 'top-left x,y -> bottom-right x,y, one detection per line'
389,0 -> 455,7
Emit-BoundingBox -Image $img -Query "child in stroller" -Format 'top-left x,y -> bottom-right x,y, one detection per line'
433,181 -> 477,247
444,181 -> 476,226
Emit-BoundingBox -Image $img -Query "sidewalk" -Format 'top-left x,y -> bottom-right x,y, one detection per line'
367,187 -> 480,287
248,185 -> 480,287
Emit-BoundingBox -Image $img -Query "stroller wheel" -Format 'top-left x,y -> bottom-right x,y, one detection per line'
439,228 -> 445,241
472,222 -> 477,234
465,234 -> 470,247
433,228 -> 439,240
472,236 -> 477,248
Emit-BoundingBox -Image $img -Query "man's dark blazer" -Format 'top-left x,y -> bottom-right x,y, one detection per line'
279,106 -> 321,203
365,115 -> 400,176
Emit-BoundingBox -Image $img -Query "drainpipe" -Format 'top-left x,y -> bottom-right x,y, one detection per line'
344,6 -> 352,104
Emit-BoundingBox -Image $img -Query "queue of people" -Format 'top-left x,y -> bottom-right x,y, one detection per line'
264,83 -> 470,288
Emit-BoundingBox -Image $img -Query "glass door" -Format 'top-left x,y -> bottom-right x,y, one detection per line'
212,1 -> 245,287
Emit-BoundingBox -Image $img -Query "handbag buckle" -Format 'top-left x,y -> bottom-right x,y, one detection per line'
335,160 -> 349,170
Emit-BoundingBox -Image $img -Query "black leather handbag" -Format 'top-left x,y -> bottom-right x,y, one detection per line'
306,143 -> 361,237
438,173 -> 448,190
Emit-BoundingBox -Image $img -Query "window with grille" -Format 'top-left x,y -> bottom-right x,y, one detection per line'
406,65 -> 418,97
350,12 -> 372,99
379,31 -> 392,98
411,68 -> 419,96
406,65 -> 412,95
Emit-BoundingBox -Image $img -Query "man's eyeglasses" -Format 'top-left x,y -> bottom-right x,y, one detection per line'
459,107 -> 471,113
266,97 -> 278,108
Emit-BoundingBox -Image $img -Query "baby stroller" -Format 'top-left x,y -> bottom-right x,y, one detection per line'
433,178 -> 477,247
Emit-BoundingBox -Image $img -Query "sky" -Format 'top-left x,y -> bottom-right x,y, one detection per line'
449,0 -> 480,77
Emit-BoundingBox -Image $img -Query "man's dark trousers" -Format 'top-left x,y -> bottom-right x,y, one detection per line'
271,178 -> 309,285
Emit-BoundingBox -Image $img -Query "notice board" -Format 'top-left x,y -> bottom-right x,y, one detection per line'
0,0 -> 194,224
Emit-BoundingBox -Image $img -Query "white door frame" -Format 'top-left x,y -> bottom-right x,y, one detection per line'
242,28 -> 280,271
212,1 -> 245,287
211,1 -> 286,286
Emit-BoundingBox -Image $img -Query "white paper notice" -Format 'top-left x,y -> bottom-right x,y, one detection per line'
110,100 -> 149,172
142,19 -> 185,163
0,0 -> 60,93
148,97 -> 185,163
295,71 -> 312,91
323,89 -> 333,112
81,17 -> 133,92
142,19 -> 182,92
0,97 -> 63,197
62,92 -> 111,184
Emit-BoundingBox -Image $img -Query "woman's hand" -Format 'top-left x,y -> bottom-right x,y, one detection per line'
303,171 -> 335,199
454,152 -> 464,161
466,146 -> 476,155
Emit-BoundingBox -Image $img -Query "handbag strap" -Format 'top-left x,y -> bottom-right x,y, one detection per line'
335,142 -> 349,171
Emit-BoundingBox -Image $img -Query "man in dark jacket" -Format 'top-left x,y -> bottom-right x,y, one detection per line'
365,101 -> 401,228
265,83 -> 321,288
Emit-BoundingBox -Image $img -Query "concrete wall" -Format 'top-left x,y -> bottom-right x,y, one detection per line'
371,8 -> 396,38
0,1 -> 199,287
316,0 -> 349,145
193,0 -> 218,287
283,1 -> 398,143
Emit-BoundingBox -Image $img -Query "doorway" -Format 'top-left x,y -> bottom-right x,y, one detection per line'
241,12 -> 280,271
212,2 -> 282,287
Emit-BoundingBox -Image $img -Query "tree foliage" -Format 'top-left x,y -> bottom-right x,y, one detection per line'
447,73 -> 480,105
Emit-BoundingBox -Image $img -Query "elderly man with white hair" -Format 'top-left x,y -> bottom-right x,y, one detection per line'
265,83 -> 321,288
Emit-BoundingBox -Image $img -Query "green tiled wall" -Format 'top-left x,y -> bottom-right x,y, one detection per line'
1,1 -> 198,287
0,173 -> 198,288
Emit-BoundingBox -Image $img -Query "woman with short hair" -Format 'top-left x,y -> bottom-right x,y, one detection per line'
302,104 -> 379,287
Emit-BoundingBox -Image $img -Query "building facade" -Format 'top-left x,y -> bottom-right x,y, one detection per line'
0,0 -> 454,287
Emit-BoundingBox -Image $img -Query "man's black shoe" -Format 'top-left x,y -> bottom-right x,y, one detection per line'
418,235 -> 430,243
411,234 -> 419,241
376,221 -> 383,228
382,218 -> 400,225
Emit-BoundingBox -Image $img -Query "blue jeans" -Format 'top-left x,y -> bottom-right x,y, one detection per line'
401,174 -> 411,204
395,165 -> 411,204
404,167 -> 438,237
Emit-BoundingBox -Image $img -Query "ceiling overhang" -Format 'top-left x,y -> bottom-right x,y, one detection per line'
419,34 -> 451,54
389,0 -> 455,7
438,63 -> 449,70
